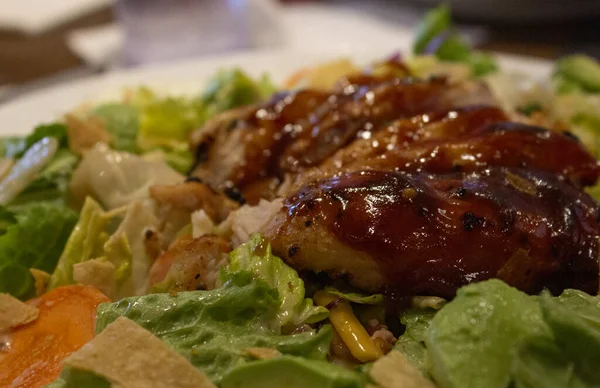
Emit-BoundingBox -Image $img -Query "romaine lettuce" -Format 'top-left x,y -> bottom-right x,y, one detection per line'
96,273 -> 333,385
90,103 -> 139,153
394,308 -> 437,374
48,197 -> 110,289
224,234 -> 328,330
221,356 -> 365,388
0,202 -> 77,299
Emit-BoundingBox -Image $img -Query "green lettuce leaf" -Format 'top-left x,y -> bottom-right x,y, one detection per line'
96,273 -> 333,385
554,55 -> 600,94
394,308 -> 437,374
0,202 -> 77,299
426,279 -> 552,388
201,69 -> 275,113
90,103 -> 139,153
512,337 -> 588,388
412,5 -> 498,77
539,290 -> 600,385
8,148 -> 79,209
48,197 -> 110,289
221,355 -> 365,388
413,4 -> 451,55
224,234 -> 328,330
24,123 -> 68,151
324,287 -> 383,305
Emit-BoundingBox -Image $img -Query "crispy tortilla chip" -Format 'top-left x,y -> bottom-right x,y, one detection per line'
64,316 -> 216,388
246,347 -> 282,360
370,351 -> 436,388
73,259 -> 116,298
0,293 -> 38,332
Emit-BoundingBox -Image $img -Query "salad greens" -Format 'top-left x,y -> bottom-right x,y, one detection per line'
48,197 -> 110,290
391,280 -> 600,388
221,356 -> 365,388
96,272 -> 334,385
0,202 -> 77,299
412,5 -> 497,77
2,6 -> 600,388
224,234 -> 328,330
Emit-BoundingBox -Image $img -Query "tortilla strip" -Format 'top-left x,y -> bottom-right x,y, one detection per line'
73,258 -> 116,298
64,316 -> 216,388
0,293 -> 38,332
370,351 -> 436,388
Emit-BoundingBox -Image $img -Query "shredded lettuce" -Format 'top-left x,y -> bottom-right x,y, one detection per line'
224,234 -> 328,330
0,202 -> 77,299
96,272 -> 333,385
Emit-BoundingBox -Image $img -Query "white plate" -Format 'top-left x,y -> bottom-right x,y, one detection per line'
0,48 -> 552,137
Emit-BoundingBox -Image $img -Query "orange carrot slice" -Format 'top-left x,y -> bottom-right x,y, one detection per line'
0,285 -> 110,388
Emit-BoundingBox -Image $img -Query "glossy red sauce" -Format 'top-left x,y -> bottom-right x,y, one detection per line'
285,168 -> 600,297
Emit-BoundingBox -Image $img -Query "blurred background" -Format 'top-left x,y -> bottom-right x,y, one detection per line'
1,0 -> 599,102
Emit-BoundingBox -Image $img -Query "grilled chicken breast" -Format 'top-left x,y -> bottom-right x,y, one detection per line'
188,68 -> 600,298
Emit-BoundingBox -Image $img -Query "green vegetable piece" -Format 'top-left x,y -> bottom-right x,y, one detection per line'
96,273 -> 333,385
202,68 -> 274,112
555,55 -> 600,94
25,123 -> 68,151
469,51 -> 499,77
0,202 -> 77,299
138,97 -> 202,143
570,113 -> 600,160
0,261 -> 35,299
554,74 -> 585,95
413,5 -> 452,54
221,356 -> 364,388
435,35 -> 471,62
91,103 -> 140,153
426,279 -> 551,388
512,337 -> 588,388
395,308 -> 437,373
540,290 -> 600,384
325,287 -> 384,305
48,197 -> 109,289
225,234 -> 328,330
0,207 -> 16,236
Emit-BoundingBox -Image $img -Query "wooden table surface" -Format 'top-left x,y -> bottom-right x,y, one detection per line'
0,4 -> 598,87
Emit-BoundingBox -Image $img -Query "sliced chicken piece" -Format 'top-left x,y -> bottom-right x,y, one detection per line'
190,77 -> 498,202
149,235 -> 231,292
264,168 -> 600,298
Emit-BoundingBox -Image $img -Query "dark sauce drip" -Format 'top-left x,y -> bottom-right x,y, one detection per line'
285,168 -> 600,298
